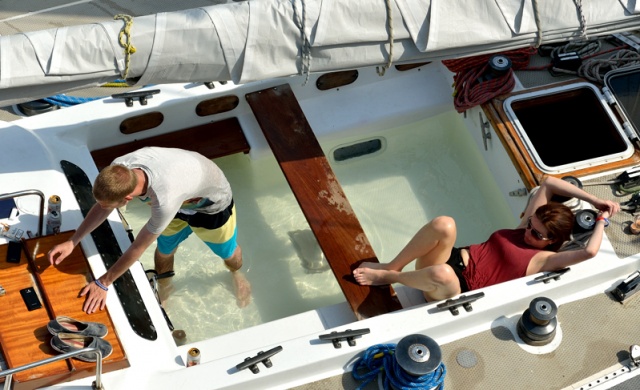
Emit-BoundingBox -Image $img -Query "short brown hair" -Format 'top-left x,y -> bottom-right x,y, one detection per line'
535,202 -> 575,251
93,164 -> 137,203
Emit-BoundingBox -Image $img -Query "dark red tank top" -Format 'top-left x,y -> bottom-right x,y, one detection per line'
462,229 -> 540,291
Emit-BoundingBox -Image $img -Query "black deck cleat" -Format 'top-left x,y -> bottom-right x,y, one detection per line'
235,346 -> 283,374
318,328 -> 370,348
436,292 -> 485,316
111,89 -> 160,107
534,267 -> 570,284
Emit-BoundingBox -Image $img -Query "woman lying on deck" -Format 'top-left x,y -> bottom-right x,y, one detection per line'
353,176 -> 620,302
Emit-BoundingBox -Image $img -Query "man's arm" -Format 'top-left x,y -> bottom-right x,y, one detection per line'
48,203 -> 114,265
80,226 -> 159,313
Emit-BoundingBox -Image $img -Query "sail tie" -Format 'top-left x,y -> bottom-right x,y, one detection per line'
114,14 -> 137,80
377,0 -> 394,76
291,0 -> 312,86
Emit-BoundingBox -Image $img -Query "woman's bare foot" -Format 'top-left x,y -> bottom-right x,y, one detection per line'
232,271 -> 252,308
353,262 -> 396,286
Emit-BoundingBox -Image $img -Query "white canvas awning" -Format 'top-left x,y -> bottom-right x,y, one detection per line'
1,0 -> 640,106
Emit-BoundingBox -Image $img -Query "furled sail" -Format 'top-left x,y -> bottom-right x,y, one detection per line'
1,0 -> 639,106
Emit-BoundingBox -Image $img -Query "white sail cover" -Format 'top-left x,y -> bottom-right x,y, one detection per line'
1,0 -> 640,105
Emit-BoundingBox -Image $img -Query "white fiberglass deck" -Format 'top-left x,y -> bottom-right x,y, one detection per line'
122,110 -> 516,343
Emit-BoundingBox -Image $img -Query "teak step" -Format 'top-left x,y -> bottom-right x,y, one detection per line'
246,84 -> 402,320
91,117 -> 250,170
0,231 -> 128,390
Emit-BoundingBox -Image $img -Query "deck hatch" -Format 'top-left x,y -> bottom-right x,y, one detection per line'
503,82 -> 634,174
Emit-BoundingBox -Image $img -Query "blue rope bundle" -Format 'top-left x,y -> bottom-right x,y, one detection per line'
43,94 -> 103,107
352,344 -> 446,390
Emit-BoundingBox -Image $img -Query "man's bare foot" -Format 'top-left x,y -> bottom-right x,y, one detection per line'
353,263 -> 395,286
232,271 -> 252,308
157,278 -> 175,305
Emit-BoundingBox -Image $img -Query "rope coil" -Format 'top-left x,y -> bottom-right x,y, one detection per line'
114,14 -> 137,79
443,47 -> 537,113
352,344 -> 446,390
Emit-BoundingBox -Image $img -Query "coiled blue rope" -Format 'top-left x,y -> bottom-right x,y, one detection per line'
43,94 -> 103,107
352,344 -> 446,390
42,80 -> 130,107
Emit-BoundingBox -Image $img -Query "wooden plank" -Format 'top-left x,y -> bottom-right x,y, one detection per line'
91,117 -> 250,170
0,242 -> 70,385
0,232 -> 129,390
246,84 -> 402,320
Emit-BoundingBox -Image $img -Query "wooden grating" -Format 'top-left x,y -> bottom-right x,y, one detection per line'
91,117 -> 250,170
0,231 -> 128,390
246,84 -> 402,320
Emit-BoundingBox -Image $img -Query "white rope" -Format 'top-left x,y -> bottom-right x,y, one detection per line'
377,0 -> 394,76
574,0 -> 588,40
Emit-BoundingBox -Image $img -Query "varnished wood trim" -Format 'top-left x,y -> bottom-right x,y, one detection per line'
316,70 -> 358,91
91,117 -> 250,170
395,62 -> 431,71
195,95 -> 239,117
120,112 -> 164,134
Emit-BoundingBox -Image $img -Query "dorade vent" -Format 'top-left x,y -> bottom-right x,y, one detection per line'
395,62 -> 431,71
195,95 -> 239,117
316,70 -> 358,91
332,137 -> 385,162
120,112 -> 164,134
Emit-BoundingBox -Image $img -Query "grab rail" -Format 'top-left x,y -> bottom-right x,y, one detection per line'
0,189 -> 45,237
0,347 -> 104,390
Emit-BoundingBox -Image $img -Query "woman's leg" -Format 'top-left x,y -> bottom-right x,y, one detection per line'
353,216 -> 460,300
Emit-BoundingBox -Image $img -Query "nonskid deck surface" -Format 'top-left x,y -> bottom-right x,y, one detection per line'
295,291 -> 640,390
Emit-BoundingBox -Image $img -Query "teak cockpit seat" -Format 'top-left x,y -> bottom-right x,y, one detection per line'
0,231 -> 128,390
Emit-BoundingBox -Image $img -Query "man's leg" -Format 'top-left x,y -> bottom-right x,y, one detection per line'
223,245 -> 251,308
155,219 -> 191,303
192,205 -> 252,307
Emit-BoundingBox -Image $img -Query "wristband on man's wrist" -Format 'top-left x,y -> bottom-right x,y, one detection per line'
596,216 -> 610,227
94,279 -> 109,291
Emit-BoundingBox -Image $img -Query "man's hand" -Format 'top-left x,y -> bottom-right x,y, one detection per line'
80,281 -> 108,313
47,240 -> 75,265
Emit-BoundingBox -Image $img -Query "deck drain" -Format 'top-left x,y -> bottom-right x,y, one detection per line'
456,349 -> 478,368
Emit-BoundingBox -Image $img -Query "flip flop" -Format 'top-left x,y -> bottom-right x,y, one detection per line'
47,316 -> 108,338
50,333 -> 113,362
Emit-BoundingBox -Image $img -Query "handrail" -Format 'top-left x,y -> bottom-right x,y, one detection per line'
0,189 -> 45,237
0,347 -> 104,390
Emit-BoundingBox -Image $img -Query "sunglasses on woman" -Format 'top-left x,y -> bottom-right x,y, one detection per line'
527,217 -> 551,241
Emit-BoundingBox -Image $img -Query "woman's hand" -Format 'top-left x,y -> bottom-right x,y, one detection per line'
593,199 -> 620,218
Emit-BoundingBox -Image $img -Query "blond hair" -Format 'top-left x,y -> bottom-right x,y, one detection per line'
93,164 -> 137,203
